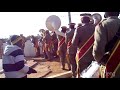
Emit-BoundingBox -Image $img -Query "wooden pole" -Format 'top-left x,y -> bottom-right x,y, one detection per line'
68,12 -> 72,27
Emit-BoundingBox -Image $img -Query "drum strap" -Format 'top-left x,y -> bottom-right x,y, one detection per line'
76,34 -> 94,78
76,34 -> 94,62
99,26 -> 120,78
105,40 -> 120,78
58,37 -> 65,50
67,39 -> 72,49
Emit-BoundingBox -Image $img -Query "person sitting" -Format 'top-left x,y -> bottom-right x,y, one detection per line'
2,35 -> 37,78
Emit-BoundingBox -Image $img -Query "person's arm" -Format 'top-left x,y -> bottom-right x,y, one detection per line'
92,24 -> 108,62
65,30 -> 73,44
65,33 -> 68,44
10,49 -> 37,74
71,28 -> 80,54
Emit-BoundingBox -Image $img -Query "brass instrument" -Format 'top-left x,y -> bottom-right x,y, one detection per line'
80,13 -> 102,26
46,15 -> 65,37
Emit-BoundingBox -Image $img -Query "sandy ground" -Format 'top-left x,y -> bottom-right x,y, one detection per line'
26,57 -> 70,78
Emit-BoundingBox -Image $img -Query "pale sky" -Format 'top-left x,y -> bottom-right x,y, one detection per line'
0,12 -> 104,38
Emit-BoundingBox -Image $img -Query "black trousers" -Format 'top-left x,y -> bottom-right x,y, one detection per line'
69,54 -> 77,76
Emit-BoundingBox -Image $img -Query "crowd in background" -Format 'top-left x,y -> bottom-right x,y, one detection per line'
0,30 -> 58,59
1,12 -> 120,78
0,12 -> 102,78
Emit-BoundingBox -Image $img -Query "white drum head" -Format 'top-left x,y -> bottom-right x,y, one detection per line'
46,15 -> 61,31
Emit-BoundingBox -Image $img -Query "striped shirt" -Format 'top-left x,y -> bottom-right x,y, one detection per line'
2,45 -> 29,78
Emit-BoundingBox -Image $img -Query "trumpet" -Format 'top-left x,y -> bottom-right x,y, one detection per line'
92,13 -> 102,25
80,13 -> 102,26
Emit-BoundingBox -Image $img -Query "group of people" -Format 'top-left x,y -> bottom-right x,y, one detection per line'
1,12 -> 120,78
56,12 -> 120,78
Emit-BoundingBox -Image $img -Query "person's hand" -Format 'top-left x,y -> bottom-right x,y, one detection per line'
31,69 -> 37,73
99,52 -> 110,65
27,67 -> 37,74
57,50 -> 60,56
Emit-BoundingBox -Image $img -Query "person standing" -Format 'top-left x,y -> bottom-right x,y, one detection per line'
71,15 -> 95,77
43,30 -> 53,60
20,34 -> 26,51
57,26 -> 71,70
65,23 -> 77,77
92,12 -> 120,78
51,32 -> 58,58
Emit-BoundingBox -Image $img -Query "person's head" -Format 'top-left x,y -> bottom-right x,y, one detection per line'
61,26 -> 67,33
44,30 -> 50,36
80,13 -> 92,24
104,12 -> 119,18
39,29 -> 45,33
45,30 -> 49,34
10,35 -> 23,48
81,16 -> 90,24
80,13 -> 91,17
68,23 -> 76,29
77,23 -> 82,27
20,34 -> 23,36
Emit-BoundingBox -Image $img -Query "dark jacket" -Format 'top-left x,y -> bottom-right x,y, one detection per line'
71,23 -> 95,63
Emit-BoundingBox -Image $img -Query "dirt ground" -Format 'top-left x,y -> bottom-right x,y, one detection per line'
25,56 -> 70,78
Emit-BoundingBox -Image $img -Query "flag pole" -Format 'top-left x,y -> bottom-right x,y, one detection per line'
68,12 -> 71,27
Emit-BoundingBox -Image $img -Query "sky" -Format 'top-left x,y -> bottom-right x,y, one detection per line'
0,12 -> 104,38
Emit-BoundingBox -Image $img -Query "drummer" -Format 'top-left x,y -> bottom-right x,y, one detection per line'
70,14 -> 96,77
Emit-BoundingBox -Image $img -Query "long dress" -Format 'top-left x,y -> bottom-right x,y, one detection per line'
24,40 -> 36,57
39,41 -> 44,55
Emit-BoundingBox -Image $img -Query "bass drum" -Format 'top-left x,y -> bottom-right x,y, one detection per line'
80,61 -> 100,78
46,15 -> 65,37
46,15 -> 61,32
